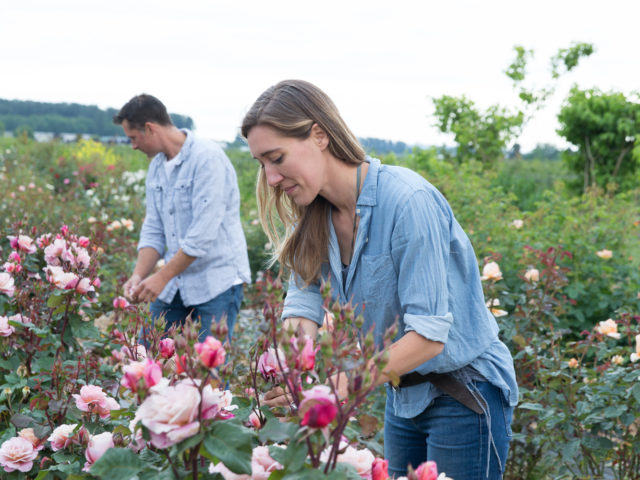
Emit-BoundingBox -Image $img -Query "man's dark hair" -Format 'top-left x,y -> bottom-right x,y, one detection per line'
113,94 -> 173,130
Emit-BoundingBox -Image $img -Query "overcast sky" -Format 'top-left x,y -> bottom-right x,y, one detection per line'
2,0 -> 638,151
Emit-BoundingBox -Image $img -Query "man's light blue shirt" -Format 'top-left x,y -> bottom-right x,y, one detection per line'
138,129 -> 251,306
282,157 -> 518,418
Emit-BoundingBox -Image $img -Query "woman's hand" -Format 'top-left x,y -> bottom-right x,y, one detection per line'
263,386 -> 293,408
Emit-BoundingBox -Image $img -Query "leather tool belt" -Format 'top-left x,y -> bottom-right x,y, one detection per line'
393,371 -> 488,415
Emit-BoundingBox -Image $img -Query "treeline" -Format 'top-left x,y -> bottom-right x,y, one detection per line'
0,98 -> 194,136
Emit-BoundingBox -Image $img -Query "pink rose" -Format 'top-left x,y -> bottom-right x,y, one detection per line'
8,235 -> 37,254
209,461 -> 250,479
143,359 -> 163,388
77,236 -> 90,248
159,338 -> 176,359
36,234 -> 52,248
0,436 -> 38,473
121,361 -> 146,392
195,336 -> 226,368
8,252 -> 21,264
0,272 -> 15,297
83,432 -> 114,472
200,383 -> 237,420
43,265 -> 78,290
48,424 -> 78,451
44,238 -> 67,265
299,385 -> 338,429
0,316 -> 15,337
73,385 -> 120,419
113,296 -> 130,309
133,379 -> 202,448
251,445 -> 283,480
257,347 -> 287,380
74,247 -> 91,269
74,277 -> 95,295
372,458 -> 389,480
247,410 -> 262,429
291,335 -> 318,371
415,461 -> 438,480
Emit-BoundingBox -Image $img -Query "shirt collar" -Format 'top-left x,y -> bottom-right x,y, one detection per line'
356,156 -> 379,207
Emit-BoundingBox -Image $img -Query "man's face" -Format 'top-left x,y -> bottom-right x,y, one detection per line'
121,120 -> 157,158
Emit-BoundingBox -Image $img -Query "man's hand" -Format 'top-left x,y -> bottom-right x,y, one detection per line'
131,271 -> 170,303
123,274 -> 143,302
263,386 -> 292,408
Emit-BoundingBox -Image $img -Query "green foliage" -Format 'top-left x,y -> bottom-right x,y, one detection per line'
0,98 -> 194,136
557,86 -> 640,193
551,42 -> 595,79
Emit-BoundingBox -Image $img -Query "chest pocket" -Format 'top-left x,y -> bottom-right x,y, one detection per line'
360,253 -> 397,301
149,183 -> 164,212
174,180 -> 193,211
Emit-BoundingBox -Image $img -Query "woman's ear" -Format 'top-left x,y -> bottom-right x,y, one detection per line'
310,123 -> 329,150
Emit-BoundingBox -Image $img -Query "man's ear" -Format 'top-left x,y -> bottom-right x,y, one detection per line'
310,123 -> 329,150
144,122 -> 156,135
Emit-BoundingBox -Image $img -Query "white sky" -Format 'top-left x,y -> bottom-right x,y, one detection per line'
2,0 -> 639,151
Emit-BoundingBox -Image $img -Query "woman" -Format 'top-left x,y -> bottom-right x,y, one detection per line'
242,79 -> 517,479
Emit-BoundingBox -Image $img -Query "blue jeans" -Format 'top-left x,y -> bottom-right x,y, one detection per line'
149,284 -> 244,342
384,381 -> 513,480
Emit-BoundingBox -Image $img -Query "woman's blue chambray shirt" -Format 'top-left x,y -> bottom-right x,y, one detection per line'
282,157 -> 518,419
138,130 -> 251,306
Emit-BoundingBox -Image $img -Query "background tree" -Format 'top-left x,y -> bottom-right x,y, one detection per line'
557,87 -> 640,193
433,42 -> 593,166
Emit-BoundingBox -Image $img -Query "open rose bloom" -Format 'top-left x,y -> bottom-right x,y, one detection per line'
133,379 -> 236,448
595,319 -> 621,339
83,432 -> 114,472
0,272 -> 15,297
73,385 -> 120,419
480,261 -> 502,281
48,424 -> 79,451
0,436 -> 39,473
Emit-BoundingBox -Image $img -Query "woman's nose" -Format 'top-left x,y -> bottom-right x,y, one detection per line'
264,164 -> 283,187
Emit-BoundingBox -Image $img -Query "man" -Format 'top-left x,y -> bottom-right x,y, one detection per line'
114,94 -> 251,342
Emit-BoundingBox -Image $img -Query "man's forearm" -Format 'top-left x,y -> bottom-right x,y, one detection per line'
156,248 -> 197,283
132,247 -> 163,279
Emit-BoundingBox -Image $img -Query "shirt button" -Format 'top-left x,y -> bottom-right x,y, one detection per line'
366,237 -> 369,243
356,208 -> 360,214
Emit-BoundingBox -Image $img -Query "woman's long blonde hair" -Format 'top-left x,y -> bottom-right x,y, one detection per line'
241,80 -> 365,285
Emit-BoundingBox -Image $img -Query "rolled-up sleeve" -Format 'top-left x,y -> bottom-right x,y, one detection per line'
282,273 -> 325,326
180,149 -> 227,258
138,168 -> 166,256
391,189 -> 454,344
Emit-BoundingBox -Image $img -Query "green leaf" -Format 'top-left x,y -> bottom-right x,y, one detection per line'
203,422 -> 255,474
631,383 -> 640,404
47,294 -> 64,308
258,418 -> 298,444
90,447 -> 146,477
517,402 -> 545,411
269,442 -> 307,472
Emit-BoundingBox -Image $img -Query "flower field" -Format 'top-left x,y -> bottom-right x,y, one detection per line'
0,137 -> 639,479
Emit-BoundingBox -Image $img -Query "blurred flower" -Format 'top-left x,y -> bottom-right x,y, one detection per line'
195,336 -> 226,368
8,235 -> 37,254
595,319 -> 621,339
48,424 -> 78,452
511,219 -> 523,229
299,385 -> 338,429
121,361 -> 146,392
83,432 -> 114,472
480,261 -> 502,281
106,220 -> 122,232
18,185 -> 25,192
159,338 -> 176,359
72,385 -> 120,419
0,436 -> 38,473
524,268 -> 539,283
372,458 -> 389,480
143,359 -> 163,388
0,316 -> 15,337
611,354 -> 624,365
87,216 -> 97,223
121,219 -> 135,231
43,265 -> 78,290
415,460 -> 438,480
596,249 -> 612,259
291,335 -> 318,371
258,347 -> 287,380
247,410 -> 262,429
113,296 -> 130,309
133,379 -> 201,448
0,272 -> 16,297
8,252 -> 21,264
251,445 -> 283,480
630,334 -> 640,363
486,298 -> 508,317
568,358 -> 579,368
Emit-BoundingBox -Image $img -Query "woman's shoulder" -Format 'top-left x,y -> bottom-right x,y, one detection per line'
377,164 -> 450,212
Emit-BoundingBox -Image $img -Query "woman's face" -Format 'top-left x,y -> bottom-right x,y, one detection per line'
247,124 -> 328,207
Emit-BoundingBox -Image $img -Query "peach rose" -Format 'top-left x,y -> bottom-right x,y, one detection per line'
596,249 -> 612,259
480,262 -> 502,281
524,268 -> 539,283
630,334 -> 640,363
18,428 -> 45,452
595,319 -> 621,339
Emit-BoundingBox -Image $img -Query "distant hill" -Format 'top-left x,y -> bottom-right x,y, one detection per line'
0,98 -> 194,136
